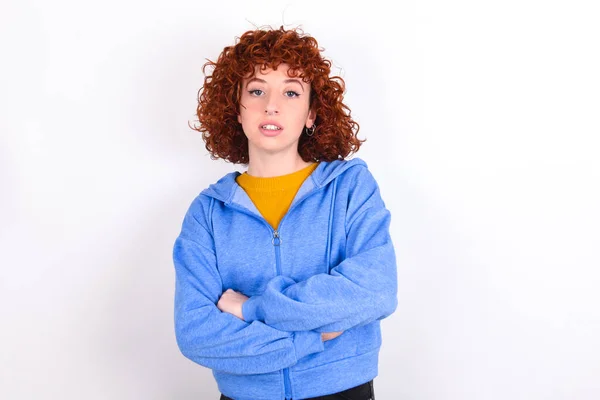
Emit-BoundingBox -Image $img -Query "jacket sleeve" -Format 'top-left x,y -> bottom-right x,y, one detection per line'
242,166 -> 398,333
173,198 -> 324,375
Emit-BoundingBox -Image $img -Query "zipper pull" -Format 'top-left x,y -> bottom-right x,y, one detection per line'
272,230 -> 281,246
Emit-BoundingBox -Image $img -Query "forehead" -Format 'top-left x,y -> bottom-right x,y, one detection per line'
243,64 -> 309,84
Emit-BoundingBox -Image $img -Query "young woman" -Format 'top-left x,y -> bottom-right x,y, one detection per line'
173,26 -> 397,400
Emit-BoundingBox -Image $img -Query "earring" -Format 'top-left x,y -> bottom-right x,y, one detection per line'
305,124 -> 316,136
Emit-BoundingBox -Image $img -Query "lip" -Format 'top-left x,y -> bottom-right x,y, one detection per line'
258,120 -> 284,137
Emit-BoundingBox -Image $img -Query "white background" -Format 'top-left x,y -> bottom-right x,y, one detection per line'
1,0 -> 599,399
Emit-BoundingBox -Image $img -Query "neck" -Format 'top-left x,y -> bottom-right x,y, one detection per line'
246,149 -> 313,178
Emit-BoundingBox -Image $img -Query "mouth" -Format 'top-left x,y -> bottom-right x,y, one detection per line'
258,121 -> 283,136
259,122 -> 283,131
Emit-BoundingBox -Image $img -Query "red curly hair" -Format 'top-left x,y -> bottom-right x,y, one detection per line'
191,26 -> 364,165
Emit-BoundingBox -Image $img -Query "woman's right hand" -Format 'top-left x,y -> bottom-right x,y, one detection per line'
321,331 -> 344,341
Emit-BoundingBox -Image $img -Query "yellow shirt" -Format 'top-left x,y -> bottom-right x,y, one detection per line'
236,162 -> 319,230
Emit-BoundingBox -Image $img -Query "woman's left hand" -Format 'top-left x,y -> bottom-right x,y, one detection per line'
217,289 -> 249,320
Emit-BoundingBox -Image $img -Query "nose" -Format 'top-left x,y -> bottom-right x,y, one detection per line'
264,94 -> 279,115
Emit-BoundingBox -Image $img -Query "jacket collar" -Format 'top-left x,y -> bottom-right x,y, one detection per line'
200,157 -> 367,210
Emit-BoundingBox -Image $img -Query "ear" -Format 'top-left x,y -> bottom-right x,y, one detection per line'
305,108 -> 316,128
237,114 -> 242,124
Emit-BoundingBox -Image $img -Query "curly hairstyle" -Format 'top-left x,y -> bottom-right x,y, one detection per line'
190,26 -> 364,165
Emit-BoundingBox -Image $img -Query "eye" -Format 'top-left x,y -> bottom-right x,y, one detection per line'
285,91 -> 300,98
248,89 -> 264,96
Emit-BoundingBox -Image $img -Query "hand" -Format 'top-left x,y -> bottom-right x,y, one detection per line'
217,289 -> 249,320
321,331 -> 344,342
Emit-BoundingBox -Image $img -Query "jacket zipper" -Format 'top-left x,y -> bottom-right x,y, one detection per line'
283,367 -> 292,399
272,230 -> 282,273
272,229 -> 292,399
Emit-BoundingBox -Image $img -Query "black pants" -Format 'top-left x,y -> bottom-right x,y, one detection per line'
219,379 -> 374,400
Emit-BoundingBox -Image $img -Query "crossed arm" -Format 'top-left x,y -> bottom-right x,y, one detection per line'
217,289 -> 344,341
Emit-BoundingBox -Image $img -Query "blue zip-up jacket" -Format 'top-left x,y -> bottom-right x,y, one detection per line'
173,157 -> 398,400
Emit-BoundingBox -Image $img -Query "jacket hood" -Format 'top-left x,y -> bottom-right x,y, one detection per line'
200,157 -> 367,205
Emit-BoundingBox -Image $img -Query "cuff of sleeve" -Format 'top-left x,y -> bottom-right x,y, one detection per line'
293,330 -> 325,360
242,295 -> 263,322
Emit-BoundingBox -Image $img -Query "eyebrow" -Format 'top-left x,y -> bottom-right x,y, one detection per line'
245,77 -> 305,92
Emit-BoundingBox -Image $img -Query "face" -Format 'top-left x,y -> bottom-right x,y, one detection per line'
237,64 -> 316,161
